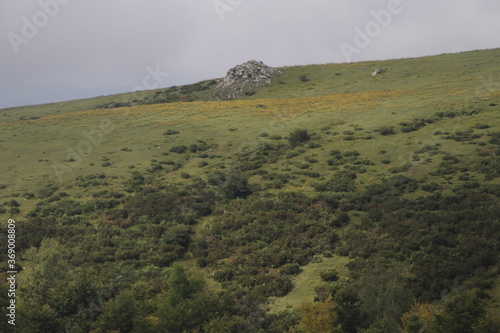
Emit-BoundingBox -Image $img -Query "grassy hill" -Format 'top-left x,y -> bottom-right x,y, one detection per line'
1,48 -> 499,332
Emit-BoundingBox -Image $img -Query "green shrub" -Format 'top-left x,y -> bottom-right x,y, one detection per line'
23,192 -> 36,199
160,160 -> 177,165
9,207 -> 21,215
314,171 -> 356,192
208,170 -> 252,199
164,129 -> 180,135
128,171 -> 145,186
161,225 -> 191,247
213,268 -> 234,282
288,129 -> 311,147
389,163 -> 412,174
6,199 -> 20,207
196,257 -> 209,268
488,131 -> 500,145
280,263 -> 301,276
399,118 -> 428,133
319,269 -> 339,282
170,145 -> 188,153
308,142 -> 322,148
147,163 -> 163,172
422,182 -> 440,192
378,125 -> 396,136
343,150 -> 360,157
295,171 -> 321,178
332,212 -> 350,227
38,184 -> 59,199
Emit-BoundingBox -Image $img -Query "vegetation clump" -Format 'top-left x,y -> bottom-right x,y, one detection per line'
378,125 -> 396,136
164,129 -> 180,135
288,129 -> 311,147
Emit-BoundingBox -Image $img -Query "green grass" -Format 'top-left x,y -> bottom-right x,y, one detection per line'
267,255 -> 351,314
1,48 -> 499,227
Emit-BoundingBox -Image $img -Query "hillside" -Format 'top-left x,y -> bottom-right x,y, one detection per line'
1,49 -> 499,332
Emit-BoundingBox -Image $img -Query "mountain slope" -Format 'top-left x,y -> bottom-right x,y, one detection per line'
0,48 -> 499,332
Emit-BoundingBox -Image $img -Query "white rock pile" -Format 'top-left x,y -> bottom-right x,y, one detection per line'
212,60 -> 280,100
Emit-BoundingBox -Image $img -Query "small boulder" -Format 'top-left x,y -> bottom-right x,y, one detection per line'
371,69 -> 386,76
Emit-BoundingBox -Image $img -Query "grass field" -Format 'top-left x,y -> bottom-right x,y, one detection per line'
267,255 -> 351,314
0,50 -> 499,192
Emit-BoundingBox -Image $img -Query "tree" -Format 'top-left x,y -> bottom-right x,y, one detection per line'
357,260 -> 412,326
164,263 -> 204,306
334,286 -> 367,333
399,301 -> 438,333
366,316 -> 399,333
298,296 -> 341,333
17,239 -> 70,305
92,290 -> 138,333
433,290 -> 486,333
18,239 -> 99,332
203,315 -> 250,332
17,304 -> 63,333
473,315 -> 500,333
156,264 -> 235,332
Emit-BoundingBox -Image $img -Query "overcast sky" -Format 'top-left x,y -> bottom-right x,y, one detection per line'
1,0 -> 499,109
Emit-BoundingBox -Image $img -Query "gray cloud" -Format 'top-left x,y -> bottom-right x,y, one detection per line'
1,0 -> 499,108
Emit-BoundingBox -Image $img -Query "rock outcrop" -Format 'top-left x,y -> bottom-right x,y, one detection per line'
212,60 -> 279,100
371,69 -> 386,76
